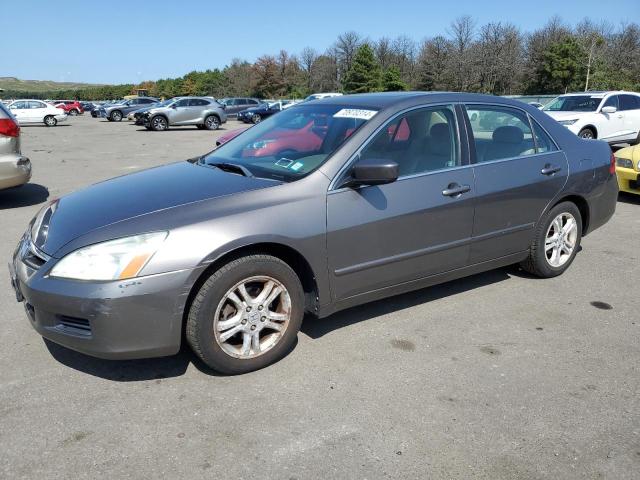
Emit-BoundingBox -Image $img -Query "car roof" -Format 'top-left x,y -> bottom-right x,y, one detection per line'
311,91 -> 528,110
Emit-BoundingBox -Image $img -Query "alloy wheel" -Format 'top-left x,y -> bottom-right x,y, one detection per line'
213,276 -> 291,359
152,116 -> 167,131
544,212 -> 578,267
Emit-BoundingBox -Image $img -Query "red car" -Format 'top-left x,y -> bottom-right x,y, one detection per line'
52,100 -> 83,116
215,126 -> 250,147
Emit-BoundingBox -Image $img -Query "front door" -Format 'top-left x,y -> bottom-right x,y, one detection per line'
598,95 -> 626,141
464,104 -> 569,264
327,104 -> 475,301
8,101 -> 29,124
168,98 -> 192,124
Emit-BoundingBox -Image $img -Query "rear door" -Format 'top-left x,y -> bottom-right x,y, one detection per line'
326,104 -> 475,300
27,101 -> 48,122
619,94 -> 640,141
464,104 -> 568,264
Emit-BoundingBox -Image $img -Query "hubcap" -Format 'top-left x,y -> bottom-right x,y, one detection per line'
153,117 -> 166,130
580,130 -> 593,139
206,117 -> 218,128
45,117 -> 55,125
253,115 -> 261,124
544,212 -> 578,267
213,276 -> 291,359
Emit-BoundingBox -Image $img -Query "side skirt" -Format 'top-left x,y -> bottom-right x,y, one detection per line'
316,251 -> 528,319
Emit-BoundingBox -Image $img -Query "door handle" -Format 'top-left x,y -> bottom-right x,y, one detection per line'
442,183 -> 471,197
541,165 -> 562,176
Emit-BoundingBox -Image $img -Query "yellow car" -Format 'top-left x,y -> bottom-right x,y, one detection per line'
615,145 -> 640,195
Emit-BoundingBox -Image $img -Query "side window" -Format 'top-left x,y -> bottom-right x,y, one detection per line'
620,95 -> 640,111
28,101 -> 43,109
466,105 -> 535,162
189,99 -> 209,106
248,99 -> 259,105
530,119 -> 558,154
11,101 -> 27,109
175,99 -> 190,107
227,99 -> 238,106
140,98 -> 154,104
601,95 -> 619,110
360,105 -> 460,177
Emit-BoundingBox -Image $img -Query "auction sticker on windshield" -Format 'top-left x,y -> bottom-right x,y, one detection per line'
333,109 -> 377,120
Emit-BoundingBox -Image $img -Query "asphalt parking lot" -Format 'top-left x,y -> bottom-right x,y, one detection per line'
1,115 -> 639,479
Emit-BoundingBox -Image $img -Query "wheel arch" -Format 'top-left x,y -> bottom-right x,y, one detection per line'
183,242 -> 320,328
549,194 -> 590,235
580,124 -> 598,138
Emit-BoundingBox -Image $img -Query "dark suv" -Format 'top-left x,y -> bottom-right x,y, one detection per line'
219,98 -> 262,117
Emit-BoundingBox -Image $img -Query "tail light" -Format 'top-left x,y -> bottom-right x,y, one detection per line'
0,118 -> 20,137
610,151 -> 616,175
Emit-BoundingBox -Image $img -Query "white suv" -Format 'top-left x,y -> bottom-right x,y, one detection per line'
543,91 -> 640,145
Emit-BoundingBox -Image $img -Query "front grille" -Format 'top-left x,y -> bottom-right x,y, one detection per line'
57,315 -> 92,336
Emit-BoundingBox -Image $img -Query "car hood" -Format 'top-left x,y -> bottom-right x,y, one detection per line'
36,161 -> 280,256
544,111 -> 590,121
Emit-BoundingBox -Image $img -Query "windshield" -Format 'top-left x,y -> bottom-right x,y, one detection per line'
202,104 -> 378,182
543,95 -> 602,112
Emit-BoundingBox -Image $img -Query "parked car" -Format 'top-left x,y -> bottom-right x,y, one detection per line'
237,101 -> 283,124
614,144 -> 640,195
9,92 -> 618,374
80,102 -> 98,113
528,102 -> 544,109
303,92 -> 343,102
0,102 -> 31,190
141,97 -> 227,131
215,126 -> 250,147
7,99 -> 67,127
219,98 -> 262,117
128,99 -> 174,123
543,91 -> 640,144
98,97 -> 159,122
52,100 -> 83,116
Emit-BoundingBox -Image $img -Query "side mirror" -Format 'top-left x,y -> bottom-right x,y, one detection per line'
348,158 -> 399,187
601,106 -> 617,114
171,104 -> 177,109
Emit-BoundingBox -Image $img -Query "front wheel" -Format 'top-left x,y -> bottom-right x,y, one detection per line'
44,115 -> 57,127
150,115 -> 168,131
520,202 -> 582,278
110,110 -> 123,122
252,114 -> 262,124
204,115 -> 220,130
186,254 -> 304,374
68,109 -> 79,116
578,128 -> 595,139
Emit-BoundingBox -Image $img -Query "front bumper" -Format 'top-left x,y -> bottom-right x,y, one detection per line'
0,155 -> 31,190
9,235 -> 202,360
616,166 -> 640,195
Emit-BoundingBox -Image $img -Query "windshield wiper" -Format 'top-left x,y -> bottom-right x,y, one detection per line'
209,162 -> 254,178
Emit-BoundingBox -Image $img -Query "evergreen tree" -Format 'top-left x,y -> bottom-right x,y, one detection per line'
342,44 -> 382,93
382,66 -> 408,91
537,37 -> 584,93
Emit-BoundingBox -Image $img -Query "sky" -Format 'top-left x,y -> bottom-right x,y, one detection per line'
5,0 -> 639,85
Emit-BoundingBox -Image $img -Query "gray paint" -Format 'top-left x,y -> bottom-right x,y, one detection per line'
10,92 -> 618,360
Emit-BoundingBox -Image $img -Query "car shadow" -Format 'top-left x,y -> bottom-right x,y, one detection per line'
0,183 -> 49,209
618,192 -> 640,205
301,267 -> 512,339
43,340 -> 225,381
19,124 -> 71,128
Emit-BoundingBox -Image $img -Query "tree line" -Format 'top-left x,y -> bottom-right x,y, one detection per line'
5,16 -> 639,101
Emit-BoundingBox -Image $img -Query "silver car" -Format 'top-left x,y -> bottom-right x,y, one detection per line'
142,97 -> 227,131
0,103 -> 31,190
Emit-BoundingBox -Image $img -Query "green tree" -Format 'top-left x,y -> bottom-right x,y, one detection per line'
537,37 -> 584,93
381,66 -> 408,91
342,44 -> 382,93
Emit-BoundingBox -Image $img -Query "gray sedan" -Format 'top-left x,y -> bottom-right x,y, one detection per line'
99,97 -> 159,122
9,92 -> 618,374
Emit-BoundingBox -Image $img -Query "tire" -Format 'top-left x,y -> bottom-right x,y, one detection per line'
252,114 -> 262,124
69,109 -> 79,116
110,110 -> 123,122
186,254 -> 304,374
630,131 -> 640,146
204,115 -> 220,130
150,115 -> 168,131
578,127 -> 595,139
44,115 -> 57,127
520,201 -> 582,278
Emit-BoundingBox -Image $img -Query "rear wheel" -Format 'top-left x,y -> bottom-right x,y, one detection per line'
110,110 -> 123,122
186,254 -> 304,374
44,115 -> 57,127
520,201 -> 582,278
578,127 -> 595,139
69,109 -> 79,116
204,115 -> 220,130
150,115 -> 168,131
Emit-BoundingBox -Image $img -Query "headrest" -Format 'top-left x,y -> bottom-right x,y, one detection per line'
493,126 -> 524,144
428,123 -> 451,156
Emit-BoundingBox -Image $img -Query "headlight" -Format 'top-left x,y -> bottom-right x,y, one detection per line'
615,157 -> 633,169
50,232 -> 167,281
559,119 -> 578,126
